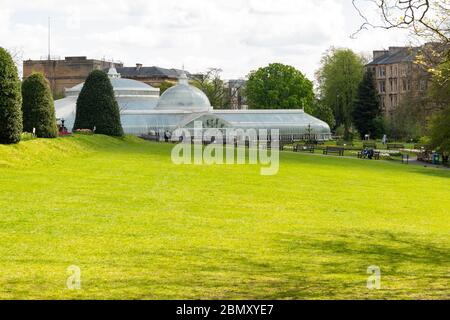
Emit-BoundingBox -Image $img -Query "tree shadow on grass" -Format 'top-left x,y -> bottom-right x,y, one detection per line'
408,166 -> 450,179
220,229 -> 450,299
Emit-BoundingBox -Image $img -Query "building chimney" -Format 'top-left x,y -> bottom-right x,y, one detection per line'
136,63 -> 143,70
373,50 -> 388,59
388,47 -> 405,54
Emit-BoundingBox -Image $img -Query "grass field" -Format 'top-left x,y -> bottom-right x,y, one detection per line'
0,135 -> 449,299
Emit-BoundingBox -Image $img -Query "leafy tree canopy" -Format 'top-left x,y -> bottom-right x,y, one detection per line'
316,48 -> 365,138
428,59 -> 450,106
311,99 -> 336,129
245,63 -> 314,110
427,106 -> 450,156
159,81 -> 175,95
191,68 -> 225,108
426,59 -> 450,156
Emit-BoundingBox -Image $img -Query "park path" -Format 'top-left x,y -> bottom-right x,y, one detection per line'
284,150 -> 450,170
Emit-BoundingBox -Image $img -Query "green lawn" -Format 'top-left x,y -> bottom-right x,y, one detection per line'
0,135 -> 449,300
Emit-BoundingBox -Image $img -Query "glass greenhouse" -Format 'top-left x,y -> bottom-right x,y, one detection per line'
55,67 -> 332,141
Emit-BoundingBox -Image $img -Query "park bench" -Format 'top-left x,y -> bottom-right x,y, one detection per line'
358,150 -> 380,160
387,143 -> 405,150
294,144 -> 315,153
278,141 -> 290,151
323,146 -> 344,156
417,150 -> 444,165
363,142 -> 377,149
417,150 -> 432,162
277,136 -> 294,150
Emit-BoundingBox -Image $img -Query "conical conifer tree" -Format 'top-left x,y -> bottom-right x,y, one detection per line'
0,47 -> 22,144
73,70 -> 123,136
353,69 -> 382,139
22,73 -> 58,138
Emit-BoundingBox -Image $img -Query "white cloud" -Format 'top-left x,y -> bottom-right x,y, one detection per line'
0,0 -> 412,80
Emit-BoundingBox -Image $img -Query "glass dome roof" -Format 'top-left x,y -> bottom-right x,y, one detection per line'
65,67 -> 159,97
66,78 -> 159,97
155,73 -> 212,112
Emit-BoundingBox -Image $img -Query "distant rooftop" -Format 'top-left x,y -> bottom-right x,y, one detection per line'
25,56 -> 123,65
367,46 -> 419,66
106,64 -> 189,79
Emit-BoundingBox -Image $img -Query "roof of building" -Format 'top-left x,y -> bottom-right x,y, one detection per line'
213,110 -> 330,133
106,66 -> 188,79
367,47 -> 420,66
55,69 -> 331,139
65,67 -> 160,97
65,78 -> 159,96
155,73 -> 212,112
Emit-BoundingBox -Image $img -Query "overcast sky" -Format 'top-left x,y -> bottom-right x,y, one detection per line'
1,0 -> 416,80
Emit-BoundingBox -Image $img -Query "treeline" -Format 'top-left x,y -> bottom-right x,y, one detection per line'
197,48 -> 448,157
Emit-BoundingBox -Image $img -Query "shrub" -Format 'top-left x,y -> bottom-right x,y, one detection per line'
0,47 -> 22,144
335,125 -> 345,138
73,70 -> 124,137
20,132 -> 35,141
371,116 -> 386,139
22,73 -> 58,138
427,106 -> 450,156
73,129 -> 94,135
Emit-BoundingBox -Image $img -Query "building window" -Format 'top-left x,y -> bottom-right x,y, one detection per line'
401,65 -> 407,77
379,81 -> 386,93
378,66 -> 386,77
390,95 -> 398,108
389,79 -> 397,92
393,79 -> 397,92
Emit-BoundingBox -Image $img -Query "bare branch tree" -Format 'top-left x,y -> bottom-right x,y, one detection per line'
7,47 -> 24,76
352,0 -> 450,43
191,68 -> 226,108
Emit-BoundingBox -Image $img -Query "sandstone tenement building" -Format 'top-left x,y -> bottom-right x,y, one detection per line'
366,45 -> 431,116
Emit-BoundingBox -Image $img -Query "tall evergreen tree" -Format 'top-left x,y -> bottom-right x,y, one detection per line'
352,69 -> 382,139
73,70 -> 124,137
22,73 -> 58,138
0,47 -> 22,144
